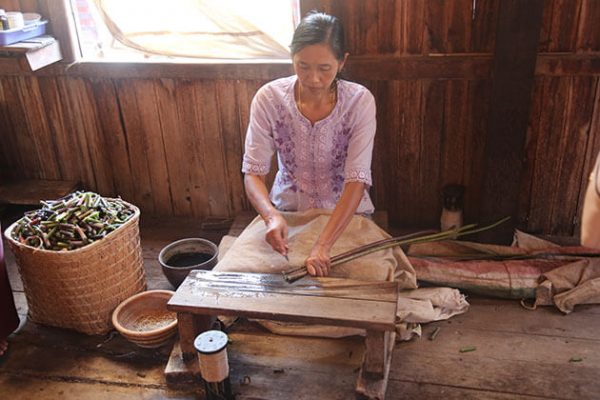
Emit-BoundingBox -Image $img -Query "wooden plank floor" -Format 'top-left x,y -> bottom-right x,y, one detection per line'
1,211 -> 599,399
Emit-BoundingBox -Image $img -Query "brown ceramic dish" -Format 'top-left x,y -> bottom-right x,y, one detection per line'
112,290 -> 178,348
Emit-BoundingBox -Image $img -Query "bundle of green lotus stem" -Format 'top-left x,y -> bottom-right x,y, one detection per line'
282,217 -> 511,283
10,191 -> 135,251
409,251 -> 600,262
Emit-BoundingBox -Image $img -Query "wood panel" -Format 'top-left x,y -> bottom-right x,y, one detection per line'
522,76 -> 600,236
113,79 -> 160,213
463,79 -> 490,223
2,0 -> 23,11
38,77 -> 98,190
372,78 -> 490,228
0,79 -> 28,180
575,0 -> 600,51
0,77 -> 61,181
471,0 -> 501,53
540,0 -> 582,53
417,80 -> 446,225
89,79 -> 136,201
302,0 -> 499,55
194,80 -> 231,217
478,0 -> 545,243
538,0 -> 600,53
215,80 -> 245,214
153,78 -> 191,216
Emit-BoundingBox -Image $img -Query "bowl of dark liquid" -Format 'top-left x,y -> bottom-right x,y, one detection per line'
158,238 -> 219,288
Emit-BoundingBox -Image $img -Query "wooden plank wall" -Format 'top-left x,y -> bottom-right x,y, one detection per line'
0,0 -> 598,238
521,0 -> 600,236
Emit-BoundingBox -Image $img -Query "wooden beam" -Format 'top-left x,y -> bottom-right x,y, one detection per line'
43,0 -> 80,63
535,53 -> 600,76
46,61 -> 293,80
0,52 -> 597,79
345,54 -> 493,80
478,0 -> 545,243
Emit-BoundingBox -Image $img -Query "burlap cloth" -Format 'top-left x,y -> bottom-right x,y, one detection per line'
215,209 -> 469,340
408,230 -> 600,313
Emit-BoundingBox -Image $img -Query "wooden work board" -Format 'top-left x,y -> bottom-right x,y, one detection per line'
169,271 -> 398,331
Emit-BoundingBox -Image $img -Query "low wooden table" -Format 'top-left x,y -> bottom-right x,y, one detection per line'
166,270 -> 398,399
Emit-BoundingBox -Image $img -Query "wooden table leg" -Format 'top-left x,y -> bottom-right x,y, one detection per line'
356,330 -> 395,400
178,312 -> 198,362
364,330 -> 386,378
178,312 -> 217,361
165,312 -> 215,388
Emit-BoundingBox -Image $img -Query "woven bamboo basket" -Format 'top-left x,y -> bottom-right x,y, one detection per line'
3,200 -> 146,335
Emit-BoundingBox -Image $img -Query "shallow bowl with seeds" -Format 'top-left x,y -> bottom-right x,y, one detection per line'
112,290 -> 177,348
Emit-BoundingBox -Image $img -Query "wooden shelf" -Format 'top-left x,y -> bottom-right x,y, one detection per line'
0,179 -> 79,205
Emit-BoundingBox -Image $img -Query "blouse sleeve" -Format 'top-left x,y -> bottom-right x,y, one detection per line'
242,87 -> 276,176
344,89 -> 376,186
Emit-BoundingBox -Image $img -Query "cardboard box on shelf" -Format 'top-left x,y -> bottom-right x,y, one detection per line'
0,34 -> 62,71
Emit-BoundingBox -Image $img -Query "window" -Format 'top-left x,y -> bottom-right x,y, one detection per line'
71,0 -> 299,61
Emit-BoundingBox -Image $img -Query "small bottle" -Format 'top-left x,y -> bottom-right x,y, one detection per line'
440,184 -> 465,235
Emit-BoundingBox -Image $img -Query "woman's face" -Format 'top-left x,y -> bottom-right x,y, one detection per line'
292,43 -> 346,94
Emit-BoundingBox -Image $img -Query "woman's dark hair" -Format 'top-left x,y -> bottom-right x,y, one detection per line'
290,11 -> 345,60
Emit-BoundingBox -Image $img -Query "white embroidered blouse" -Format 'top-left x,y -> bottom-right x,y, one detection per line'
242,76 -> 376,214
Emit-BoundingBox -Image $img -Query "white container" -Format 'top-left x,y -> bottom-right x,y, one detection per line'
23,12 -> 41,25
6,11 -> 24,30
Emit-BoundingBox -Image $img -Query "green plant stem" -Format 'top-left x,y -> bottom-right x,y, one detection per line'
283,217 -> 511,283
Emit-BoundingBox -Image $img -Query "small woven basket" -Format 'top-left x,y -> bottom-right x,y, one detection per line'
4,200 -> 146,335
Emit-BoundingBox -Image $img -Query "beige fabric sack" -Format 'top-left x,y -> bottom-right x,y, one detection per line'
215,209 -> 468,339
215,209 -> 416,285
536,258 -> 600,313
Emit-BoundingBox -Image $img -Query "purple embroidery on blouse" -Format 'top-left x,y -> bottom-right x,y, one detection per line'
273,105 -> 298,192
330,118 -> 353,194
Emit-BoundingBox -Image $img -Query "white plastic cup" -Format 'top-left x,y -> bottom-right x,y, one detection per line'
6,11 -> 24,30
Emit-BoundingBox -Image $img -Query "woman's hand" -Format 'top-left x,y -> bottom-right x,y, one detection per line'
305,182 -> 365,277
305,244 -> 331,277
264,213 -> 289,256
244,174 -> 289,256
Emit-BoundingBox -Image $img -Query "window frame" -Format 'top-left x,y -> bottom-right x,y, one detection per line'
41,0 -> 294,79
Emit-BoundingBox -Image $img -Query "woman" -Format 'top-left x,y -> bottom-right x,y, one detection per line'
242,12 -> 376,277
582,152 -> 600,248
1,223 -> 20,356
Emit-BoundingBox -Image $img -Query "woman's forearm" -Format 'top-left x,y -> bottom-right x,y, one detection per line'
244,174 -> 278,220
315,181 -> 365,251
581,173 -> 600,249
244,174 -> 289,255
